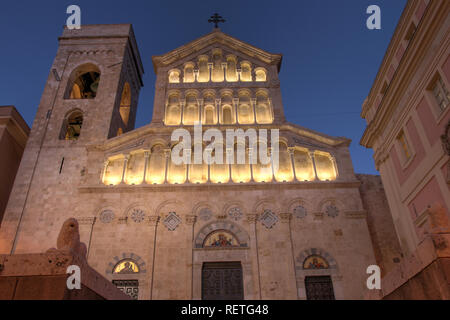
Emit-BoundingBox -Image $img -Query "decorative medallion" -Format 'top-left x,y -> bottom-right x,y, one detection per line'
228,207 -> 243,221
293,205 -> 307,219
131,209 -> 146,223
99,209 -> 114,223
326,205 -> 339,218
260,209 -> 278,229
163,212 -> 181,231
199,208 -> 213,221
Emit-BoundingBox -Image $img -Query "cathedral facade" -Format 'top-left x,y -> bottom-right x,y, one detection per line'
0,24 -> 392,300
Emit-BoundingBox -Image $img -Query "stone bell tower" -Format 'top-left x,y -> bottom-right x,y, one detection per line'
0,24 -> 144,254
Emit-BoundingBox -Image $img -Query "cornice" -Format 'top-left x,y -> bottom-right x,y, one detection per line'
78,180 -> 361,194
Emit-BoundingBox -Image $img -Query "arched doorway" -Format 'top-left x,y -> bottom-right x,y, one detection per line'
193,220 -> 254,300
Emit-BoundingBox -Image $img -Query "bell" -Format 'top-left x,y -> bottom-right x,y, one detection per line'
90,78 -> 99,92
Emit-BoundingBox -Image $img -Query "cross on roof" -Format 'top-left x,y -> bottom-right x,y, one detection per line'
208,13 -> 225,29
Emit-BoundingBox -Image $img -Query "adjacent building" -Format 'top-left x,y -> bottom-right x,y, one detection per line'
361,0 -> 450,299
0,106 -> 29,225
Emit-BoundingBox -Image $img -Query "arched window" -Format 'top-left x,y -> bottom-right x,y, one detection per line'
119,83 -> 131,127
293,148 -> 315,181
203,105 -> 215,124
197,56 -> 209,82
168,69 -> 180,83
66,64 -> 101,99
209,145 -> 229,183
183,63 -> 195,83
103,156 -> 125,185
240,61 -> 252,82
60,110 -> 83,140
125,151 -> 145,185
255,68 -> 267,82
252,142 -> 272,182
255,92 -> 272,124
167,144 -> 187,184
314,151 -> 337,181
183,93 -> 199,125
211,49 -> 224,82
231,144 -> 251,183
273,142 -> 294,182
165,93 -> 181,125
222,105 -> 233,125
146,144 -> 166,184
189,145 -> 208,184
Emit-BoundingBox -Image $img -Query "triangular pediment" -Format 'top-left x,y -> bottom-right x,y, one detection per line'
152,29 -> 282,73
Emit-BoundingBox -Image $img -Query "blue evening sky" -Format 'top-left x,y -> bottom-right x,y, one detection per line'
0,0 -> 407,174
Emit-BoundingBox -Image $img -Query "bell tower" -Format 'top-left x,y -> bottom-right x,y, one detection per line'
0,24 -> 144,254
39,24 -> 144,145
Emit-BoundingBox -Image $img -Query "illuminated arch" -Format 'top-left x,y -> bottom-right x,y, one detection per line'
168,68 -> 180,83
194,220 -> 249,248
65,63 -> 101,99
106,253 -> 146,274
203,230 -> 240,247
183,62 -> 195,83
296,248 -> 337,271
113,259 -> 140,274
254,67 -> 267,82
60,109 -> 83,140
119,82 -> 131,127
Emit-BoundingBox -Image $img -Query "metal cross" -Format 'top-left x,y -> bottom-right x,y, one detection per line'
208,13 -> 225,29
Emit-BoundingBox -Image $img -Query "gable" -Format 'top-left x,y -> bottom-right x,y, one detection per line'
152,29 -> 282,73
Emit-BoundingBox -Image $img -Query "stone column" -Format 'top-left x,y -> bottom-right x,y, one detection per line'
142,150 -> 150,184
180,99 -> 186,125
269,147 -> 275,182
197,99 -> 203,124
207,63 -> 213,83
164,149 -> 171,184
251,97 -> 257,124
288,147 -> 297,181
121,154 -> 130,184
148,215 -> 160,300
330,154 -> 339,180
185,148 -> 191,183
248,147 -> 254,182
309,151 -> 318,181
227,147 -> 232,183
279,213 -> 298,299
192,69 -> 198,82
233,97 -> 239,124
101,160 -> 109,184
185,215 -> 197,299
221,62 -> 227,82
245,213 -> 261,299
268,98 -> 275,123
215,99 -> 221,124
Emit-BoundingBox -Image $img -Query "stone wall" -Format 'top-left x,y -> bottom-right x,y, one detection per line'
356,174 -> 403,276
